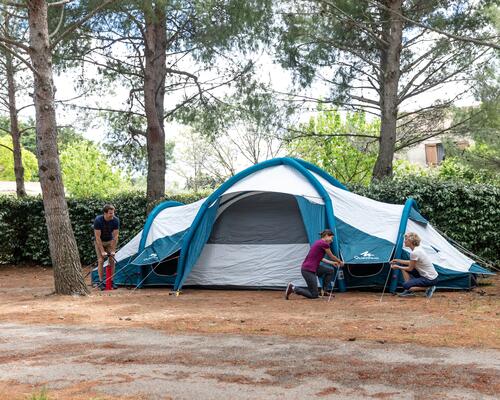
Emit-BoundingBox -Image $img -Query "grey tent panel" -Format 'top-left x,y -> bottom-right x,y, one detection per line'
208,192 -> 308,244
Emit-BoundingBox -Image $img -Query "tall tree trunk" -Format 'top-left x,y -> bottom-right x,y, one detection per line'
27,0 -> 88,295
144,3 -> 167,210
5,51 -> 26,197
3,15 -> 26,197
372,0 -> 403,181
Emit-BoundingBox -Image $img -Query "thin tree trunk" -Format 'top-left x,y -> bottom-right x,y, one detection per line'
5,51 -> 26,197
144,3 -> 167,210
372,0 -> 403,181
27,0 -> 88,295
3,15 -> 26,197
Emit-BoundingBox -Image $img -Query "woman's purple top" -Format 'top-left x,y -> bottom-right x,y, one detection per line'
302,239 -> 330,273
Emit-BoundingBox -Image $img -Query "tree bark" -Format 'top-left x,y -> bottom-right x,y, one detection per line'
27,0 -> 88,295
372,0 -> 403,181
5,46 -> 26,197
144,3 -> 167,210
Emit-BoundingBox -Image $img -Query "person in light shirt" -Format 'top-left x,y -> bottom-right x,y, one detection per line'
391,232 -> 439,298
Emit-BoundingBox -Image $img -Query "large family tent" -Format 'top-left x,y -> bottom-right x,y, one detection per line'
92,157 -> 492,292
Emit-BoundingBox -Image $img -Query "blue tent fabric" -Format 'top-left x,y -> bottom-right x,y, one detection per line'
336,218 -> 395,264
176,199 -> 220,289
409,208 -> 428,225
91,255 -> 141,286
389,198 -> 420,292
132,230 -> 187,265
469,263 -> 495,275
295,196 -> 326,244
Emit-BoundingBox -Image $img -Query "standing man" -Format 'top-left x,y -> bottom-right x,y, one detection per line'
285,229 -> 344,300
94,204 -> 120,290
391,232 -> 439,298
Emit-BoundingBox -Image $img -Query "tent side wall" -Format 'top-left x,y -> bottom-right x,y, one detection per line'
138,201 -> 183,253
390,200 -> 489,290
134,201 -> 184,287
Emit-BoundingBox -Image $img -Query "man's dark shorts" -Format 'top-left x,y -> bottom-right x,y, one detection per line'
95,240 -> 113,259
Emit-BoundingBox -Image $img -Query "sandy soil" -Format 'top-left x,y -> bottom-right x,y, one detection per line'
0,265 -> 498,399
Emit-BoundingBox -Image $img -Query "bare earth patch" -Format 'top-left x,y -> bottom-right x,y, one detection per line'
0,265 -> 498,399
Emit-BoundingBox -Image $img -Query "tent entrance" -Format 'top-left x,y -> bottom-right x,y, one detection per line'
185,192 -> 310,287
209,191 -> 309,244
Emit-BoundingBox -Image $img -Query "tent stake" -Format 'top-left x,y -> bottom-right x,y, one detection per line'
328,267 -> 340,302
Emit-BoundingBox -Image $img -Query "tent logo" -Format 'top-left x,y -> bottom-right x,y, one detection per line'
354,250 -> 379,260
144,253 -> 158,261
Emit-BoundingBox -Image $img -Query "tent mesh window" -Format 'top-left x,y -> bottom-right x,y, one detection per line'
346,263 -> 385,278
152,250 -> 180,276
208,192 -> 309,244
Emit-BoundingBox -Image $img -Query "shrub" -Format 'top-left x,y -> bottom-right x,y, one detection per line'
0,191 -> 208,265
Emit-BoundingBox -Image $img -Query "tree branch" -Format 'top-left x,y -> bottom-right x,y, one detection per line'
65,104 -> 146,117
370,0 -> 500,50
48,0 -> 71,6
0,42 -> 38,76
0,34 -> 31,53
50,0 -> 117,50
0,143 -> 14,153
284,126 -> 379,141
128,126 -> 146,137
49,3 -> 65,39
395,113 -> 477,151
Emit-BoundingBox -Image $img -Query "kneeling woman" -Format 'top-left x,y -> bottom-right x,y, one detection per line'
285,229 -> 343,299
390,232 -> 439,298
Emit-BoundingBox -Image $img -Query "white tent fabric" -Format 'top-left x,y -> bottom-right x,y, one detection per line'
406,220 -> 475,272
313,172 -> 404,244
185,244 -> 308,287
224,165 -> 324,204
144,198 -> 205,248
111,231 -> 142,264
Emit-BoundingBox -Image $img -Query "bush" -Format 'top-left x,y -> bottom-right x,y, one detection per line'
0,191 -> 208,265
1,181 -> 498,268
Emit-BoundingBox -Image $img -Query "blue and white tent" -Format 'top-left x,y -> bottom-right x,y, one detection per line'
92,158 -> 491,291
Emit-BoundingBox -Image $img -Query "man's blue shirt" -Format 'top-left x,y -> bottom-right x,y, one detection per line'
94,215 -> 120,242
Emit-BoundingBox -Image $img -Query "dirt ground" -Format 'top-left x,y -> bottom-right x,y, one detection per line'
0,265 -> 498,399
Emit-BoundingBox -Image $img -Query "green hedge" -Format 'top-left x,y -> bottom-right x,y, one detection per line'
0,191 -> 209,266
0,181 -> 498,267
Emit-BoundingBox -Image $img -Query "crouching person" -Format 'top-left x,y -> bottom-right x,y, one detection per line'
391,232 -> 439,298
285,229 -> 343,300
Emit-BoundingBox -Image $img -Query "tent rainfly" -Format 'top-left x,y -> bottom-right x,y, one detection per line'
92,158 -> 492,292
